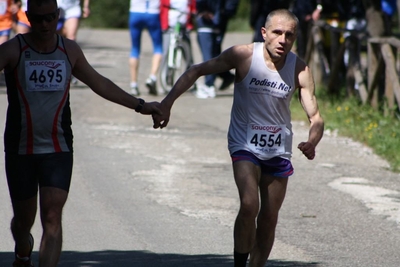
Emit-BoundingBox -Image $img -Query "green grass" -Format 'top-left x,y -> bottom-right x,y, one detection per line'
291,88 -> 400,172
227,18 -> 252,32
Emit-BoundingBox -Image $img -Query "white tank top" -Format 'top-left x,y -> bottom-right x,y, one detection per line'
130,0 -> 160,14
228,42 -> 297,160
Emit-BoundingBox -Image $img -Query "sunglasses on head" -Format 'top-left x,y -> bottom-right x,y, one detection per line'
28,9 -> 59,23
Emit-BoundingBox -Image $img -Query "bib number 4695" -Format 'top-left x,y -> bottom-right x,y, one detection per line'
29,69 -> 63,83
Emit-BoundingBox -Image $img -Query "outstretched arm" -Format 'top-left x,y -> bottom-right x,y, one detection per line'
152,44 -> 247,129
296,59 -> 324,160
68,40 -> 161,116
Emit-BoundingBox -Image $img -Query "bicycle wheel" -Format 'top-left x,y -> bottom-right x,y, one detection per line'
159,40 -> 191,93
159,52 -> 172,93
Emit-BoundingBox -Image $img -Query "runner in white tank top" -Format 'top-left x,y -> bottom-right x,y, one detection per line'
228,42 -> 297,161
153,9 -> 324,267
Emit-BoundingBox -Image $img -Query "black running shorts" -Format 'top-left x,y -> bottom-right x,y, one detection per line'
5,152 -> 73,201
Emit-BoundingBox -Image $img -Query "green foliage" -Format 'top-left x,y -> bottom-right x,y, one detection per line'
81,0 -> 129,29
82,0 -> 252,30
291,88 -> 400,172
227,0 -> 251,32
227,18 -> 252,32
235,0 -> 251,19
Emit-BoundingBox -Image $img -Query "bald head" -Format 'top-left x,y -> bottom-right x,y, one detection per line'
265,9 -> 299,31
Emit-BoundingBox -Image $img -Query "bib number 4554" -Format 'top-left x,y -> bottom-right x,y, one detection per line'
250,133 -> 281,147
246,124 -> 286,154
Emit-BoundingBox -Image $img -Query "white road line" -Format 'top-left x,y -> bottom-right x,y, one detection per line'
329,177 -> 400,225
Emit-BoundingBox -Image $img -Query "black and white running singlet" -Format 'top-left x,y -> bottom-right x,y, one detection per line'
4,34 -> 73,155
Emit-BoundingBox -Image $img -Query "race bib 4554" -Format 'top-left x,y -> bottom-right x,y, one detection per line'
247,124 -> 286,155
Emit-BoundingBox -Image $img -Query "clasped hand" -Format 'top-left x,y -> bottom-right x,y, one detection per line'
152,102 -> 170,129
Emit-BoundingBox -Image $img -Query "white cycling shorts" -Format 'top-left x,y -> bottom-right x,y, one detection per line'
59,4 -> 82,20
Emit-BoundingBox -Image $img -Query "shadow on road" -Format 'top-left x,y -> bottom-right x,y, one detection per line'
0,250 -> 321,267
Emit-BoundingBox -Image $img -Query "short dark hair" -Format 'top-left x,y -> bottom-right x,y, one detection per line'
265,9 -> 299,30
27,0 -> 58,12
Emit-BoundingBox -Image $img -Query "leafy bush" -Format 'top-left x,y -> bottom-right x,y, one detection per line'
82,0 -> 252,29
81,0 -> 129,29
291,88 -> 400,172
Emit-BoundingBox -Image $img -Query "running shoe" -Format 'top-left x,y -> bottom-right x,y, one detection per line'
130,86 -> 140,96
195,85 -> 215,99
13,233 -> 34,267
146,77 -> 158,96
71,76 -> 78,85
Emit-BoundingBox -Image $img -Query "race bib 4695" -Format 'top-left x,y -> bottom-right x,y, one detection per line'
25,60 -> 67,91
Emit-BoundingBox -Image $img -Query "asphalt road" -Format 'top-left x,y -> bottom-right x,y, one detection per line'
0,28 -> 399,267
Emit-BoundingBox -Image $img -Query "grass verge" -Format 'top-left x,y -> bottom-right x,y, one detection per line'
291,89 -> 400,172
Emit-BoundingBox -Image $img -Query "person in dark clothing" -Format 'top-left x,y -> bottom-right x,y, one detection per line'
194,0 -> 239,98
292,0 -> 356,60
292,0 -> 315,59
250,0 -> 291,42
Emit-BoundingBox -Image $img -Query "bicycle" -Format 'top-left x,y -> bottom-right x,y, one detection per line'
159,6 -> 193,93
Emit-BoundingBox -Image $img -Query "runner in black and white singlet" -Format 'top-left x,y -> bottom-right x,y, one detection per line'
5,34 -> 73,155
0,1 -> 161,266
152,9 -> 324,267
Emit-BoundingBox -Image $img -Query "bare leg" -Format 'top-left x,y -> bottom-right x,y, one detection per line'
0,35 -> 9,45
39,187 -> 68,267
15,25 -> 30,34
149,53 -> 162,77
11,196 -> 38,257
249,176 -> 288,267
61,17 -> 80,41
129,57 -> 139,84
233,161 -> 261,254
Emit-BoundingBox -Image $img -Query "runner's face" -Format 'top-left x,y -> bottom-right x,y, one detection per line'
26,2 -> 59,39
261,16 -> 297,60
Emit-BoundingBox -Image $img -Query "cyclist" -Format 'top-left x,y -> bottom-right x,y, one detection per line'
160,0 -> 196,33
160,0 -> 196,93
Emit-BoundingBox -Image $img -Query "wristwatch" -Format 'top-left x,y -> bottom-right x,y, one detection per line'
135,98 -> 145,113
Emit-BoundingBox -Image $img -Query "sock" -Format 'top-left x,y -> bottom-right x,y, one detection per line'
16,254 -> 30,261
149,74 -> 157,81
234,250 -> 249,267
130,82 -> 137,88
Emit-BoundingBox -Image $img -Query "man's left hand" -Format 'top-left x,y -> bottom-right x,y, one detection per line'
298,141 -> 316,160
